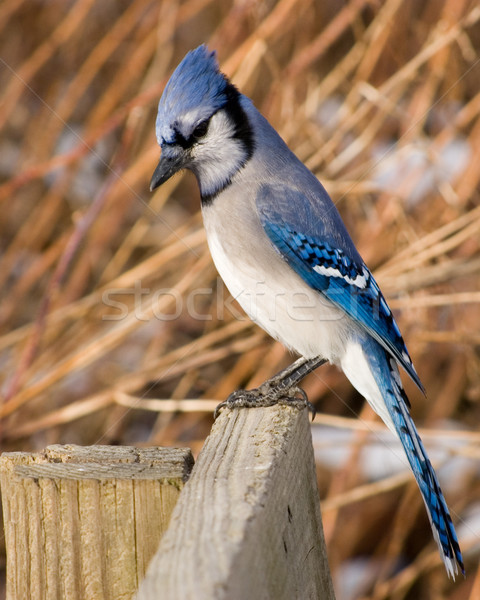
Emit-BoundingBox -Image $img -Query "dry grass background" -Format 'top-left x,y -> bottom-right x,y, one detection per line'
0,0 -> 479,598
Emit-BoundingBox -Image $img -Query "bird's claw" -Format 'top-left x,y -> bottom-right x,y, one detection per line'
214,384 -> 316,420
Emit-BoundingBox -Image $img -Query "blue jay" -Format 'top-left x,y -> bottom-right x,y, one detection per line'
150,45 -> 464,577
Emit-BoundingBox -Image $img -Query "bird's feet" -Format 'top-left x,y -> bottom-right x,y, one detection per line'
214,356 -> 326,419
214,381 -> 316,420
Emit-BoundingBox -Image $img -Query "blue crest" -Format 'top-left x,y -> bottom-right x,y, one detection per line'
156,45 -> 230,144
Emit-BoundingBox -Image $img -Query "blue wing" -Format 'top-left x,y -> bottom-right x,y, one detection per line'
256,184 -> 424,393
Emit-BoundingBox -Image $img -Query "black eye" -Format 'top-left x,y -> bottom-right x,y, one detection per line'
192,120 -> 209,139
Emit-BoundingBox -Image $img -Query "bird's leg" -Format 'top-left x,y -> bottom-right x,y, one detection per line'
214,355 -> 327,419
260,355 -> 328,393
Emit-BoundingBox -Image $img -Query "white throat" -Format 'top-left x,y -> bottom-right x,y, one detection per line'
190,111 -> 250,199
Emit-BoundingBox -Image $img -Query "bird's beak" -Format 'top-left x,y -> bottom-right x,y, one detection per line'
150,147 -> 185,191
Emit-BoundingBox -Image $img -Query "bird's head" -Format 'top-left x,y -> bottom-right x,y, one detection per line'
150,45 -> 254,201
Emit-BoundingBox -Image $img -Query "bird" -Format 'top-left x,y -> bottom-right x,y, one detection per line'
150,44 -> 464,578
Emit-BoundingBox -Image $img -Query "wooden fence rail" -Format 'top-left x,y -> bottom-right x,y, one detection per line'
0,444 -> 193,600
137,405 -> 335,600
1,405 -> 335,599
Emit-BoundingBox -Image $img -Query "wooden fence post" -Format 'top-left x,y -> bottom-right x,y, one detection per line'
0,444 -> 193,600
137,405 -> 336,600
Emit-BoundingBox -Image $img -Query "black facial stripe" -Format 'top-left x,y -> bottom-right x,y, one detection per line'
169,82 -> 255,157
200,168 -> 238,205
223,83 -> 255,159
172,128 -> 192,150
200,189 -> 220,205
200,85 -> 255,207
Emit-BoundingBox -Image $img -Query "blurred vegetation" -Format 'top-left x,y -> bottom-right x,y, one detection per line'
0,0 -> 479,597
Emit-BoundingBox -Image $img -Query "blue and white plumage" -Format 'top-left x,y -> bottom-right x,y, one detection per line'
150,45 -> 464,577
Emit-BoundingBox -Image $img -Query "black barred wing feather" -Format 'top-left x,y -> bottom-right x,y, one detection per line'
261,220 -> 425,394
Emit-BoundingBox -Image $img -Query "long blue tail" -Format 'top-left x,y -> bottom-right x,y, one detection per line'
363,340 -> 465,578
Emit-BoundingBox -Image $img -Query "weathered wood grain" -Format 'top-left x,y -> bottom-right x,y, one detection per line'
0,444 -> 193,600
137,405 -> 335,600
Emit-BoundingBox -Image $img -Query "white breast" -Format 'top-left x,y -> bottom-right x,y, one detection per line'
201,187 -> 353,363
